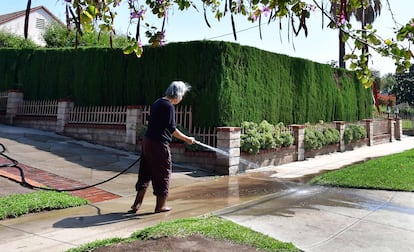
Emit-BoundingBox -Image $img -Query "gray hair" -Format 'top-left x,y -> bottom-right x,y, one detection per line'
165,81 -> 191,99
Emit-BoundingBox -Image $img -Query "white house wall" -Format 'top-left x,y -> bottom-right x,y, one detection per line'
0,9 -> 59,46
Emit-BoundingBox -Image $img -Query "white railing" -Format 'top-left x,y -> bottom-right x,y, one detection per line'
69,106 -> 127,125
142,105 -> 193,131
17,100 -> 58,116
191,127 -> 216,147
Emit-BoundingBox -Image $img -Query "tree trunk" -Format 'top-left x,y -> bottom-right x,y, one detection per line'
24,0 -> 32,39
339,30 -> 346,68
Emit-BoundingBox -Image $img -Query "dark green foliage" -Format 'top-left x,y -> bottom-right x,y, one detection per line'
323,127 -> 341,145
343,124 -> 367,144
173,125 -> 204,151
43,23 -> 129,48
391,66 -> 414,106
0,31 -> 39,49
240,120 -> 294,154
304,128 -> 325,150
304,125 -> 340,150
0,41 -> 371,128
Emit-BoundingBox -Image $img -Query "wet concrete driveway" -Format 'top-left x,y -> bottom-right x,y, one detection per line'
216,185 -> 414,252
1,124 -> 414,252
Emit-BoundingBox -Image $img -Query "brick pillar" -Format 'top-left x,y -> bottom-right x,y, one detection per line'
216,127 -> 241,175
56,99 -> 74,133
388,118 -> 395,142
291,124 -> 305,161
5,90 -> 23,124
125,106 -> 143,147
395,118 -> 402,140
334,121 -> 346,152
363,119 -> 373,146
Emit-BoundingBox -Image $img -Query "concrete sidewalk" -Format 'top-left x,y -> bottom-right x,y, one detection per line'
0,124 -> 414,252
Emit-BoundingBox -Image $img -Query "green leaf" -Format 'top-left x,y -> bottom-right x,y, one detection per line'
350,62 -> 357,70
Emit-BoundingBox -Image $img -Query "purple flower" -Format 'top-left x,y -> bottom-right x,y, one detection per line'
130,8 -> 146,19
249,13 -> 258,21
307,4 -> 316,11
158,31 -> 166,46
262,6 -> 270,17
337,12 -> 347,26
411,22 -> 414,28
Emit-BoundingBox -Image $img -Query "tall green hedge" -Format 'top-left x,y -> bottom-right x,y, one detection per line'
0,41 -> 371,127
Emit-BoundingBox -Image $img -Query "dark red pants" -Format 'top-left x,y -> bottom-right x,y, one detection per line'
135,136 -> 172,196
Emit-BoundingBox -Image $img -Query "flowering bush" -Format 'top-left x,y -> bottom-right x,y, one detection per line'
304,125 -> 340,150
241,120 -> 294,154
377,94 -> 396,106
343,124 -> 367,144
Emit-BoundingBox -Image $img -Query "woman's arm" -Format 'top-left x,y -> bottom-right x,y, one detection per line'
172,128 -> 195,145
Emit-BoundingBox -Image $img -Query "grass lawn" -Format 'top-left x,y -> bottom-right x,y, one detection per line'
309,148 -> 414,191
66,215 -> 300,252
0,191 -> 89,220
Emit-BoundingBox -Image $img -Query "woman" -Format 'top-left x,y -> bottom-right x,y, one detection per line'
129,81 -> 195,213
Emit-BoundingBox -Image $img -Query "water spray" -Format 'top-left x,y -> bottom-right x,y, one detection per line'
194,140 -> 259,169
194,140 -> 229,156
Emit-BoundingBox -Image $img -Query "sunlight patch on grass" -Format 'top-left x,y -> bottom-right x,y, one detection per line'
309,149 -> 414,191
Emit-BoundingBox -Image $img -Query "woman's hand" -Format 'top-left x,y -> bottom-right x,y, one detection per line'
172,129 -> 195,145
185,137 -> 195,145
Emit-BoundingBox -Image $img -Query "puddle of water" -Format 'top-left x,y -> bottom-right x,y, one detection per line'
219,185 -> 414,217
169,171 -> 296,202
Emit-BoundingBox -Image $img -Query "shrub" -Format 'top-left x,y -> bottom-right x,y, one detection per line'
399,106 -> 414,116
344,124 -> 367,144
0,31 -> 38,48
274,122 -> 294,147
241,121 -> 294,154
323,127 -> 340,145
257,120 -> 277,149
304,124 -> 340,150
173,125 -> 205,151
304,128 -> 325,150
241,121 -> 261,154
43,23 -> 129,48
377,93 -> 396,106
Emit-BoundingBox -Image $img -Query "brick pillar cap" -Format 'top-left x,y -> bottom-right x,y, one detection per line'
363,119 -> 373,122
289,124 -> 305,129
333,121 -> 346,125
8,89 -> 22,93
216,127 -> 241,132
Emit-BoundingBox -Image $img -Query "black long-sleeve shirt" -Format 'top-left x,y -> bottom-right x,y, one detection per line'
145,98 -> 176,143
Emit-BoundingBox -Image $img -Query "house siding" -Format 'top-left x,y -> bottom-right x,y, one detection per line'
0,7 -> 62,46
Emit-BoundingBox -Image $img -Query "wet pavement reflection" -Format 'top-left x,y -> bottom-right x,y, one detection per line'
170,166 -> 414,218
169,171 -> 299,202
217,181 -> 414,217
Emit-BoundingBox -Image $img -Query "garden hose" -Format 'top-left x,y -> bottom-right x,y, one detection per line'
0,143 -> 140,192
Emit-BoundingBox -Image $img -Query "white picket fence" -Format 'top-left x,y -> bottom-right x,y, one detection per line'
14,99 -> 216,145
17,100 -> 58,116
68,106 -> 127,125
